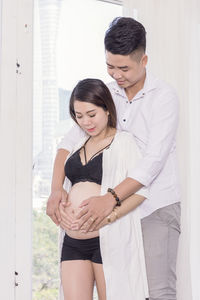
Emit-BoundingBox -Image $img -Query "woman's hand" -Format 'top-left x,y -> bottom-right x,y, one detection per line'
46,188 -> 68,225
71,193 -> 116,232
93,217 -> 108,231
72,213 -> 109,233
59,202 -> 77,231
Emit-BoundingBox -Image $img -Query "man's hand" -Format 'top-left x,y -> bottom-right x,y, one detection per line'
46,189 -> 68,225
71,193 -> 116,232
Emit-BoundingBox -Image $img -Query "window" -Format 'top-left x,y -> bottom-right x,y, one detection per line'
33,1 -> 122,298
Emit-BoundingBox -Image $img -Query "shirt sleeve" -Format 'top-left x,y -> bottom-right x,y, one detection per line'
128,88 -> 179,187
124,133 -> 149,199
135,186 -> 148,199
57,123 -> 87,152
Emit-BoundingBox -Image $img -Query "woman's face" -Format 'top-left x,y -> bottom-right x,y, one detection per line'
73,100 -> 109,137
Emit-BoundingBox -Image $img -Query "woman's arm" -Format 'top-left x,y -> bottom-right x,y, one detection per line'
46,124 -> 86,225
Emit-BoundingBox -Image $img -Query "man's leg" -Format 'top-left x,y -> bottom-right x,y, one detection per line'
141,203 -> 181,300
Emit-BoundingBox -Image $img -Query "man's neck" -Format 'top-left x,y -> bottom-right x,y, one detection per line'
125,72 -> 146,101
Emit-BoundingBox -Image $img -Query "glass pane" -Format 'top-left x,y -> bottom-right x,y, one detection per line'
33,0 -> 122,299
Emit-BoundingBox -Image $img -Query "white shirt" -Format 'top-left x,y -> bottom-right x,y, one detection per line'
59,131 -> 149,300
58,71 -> 181,218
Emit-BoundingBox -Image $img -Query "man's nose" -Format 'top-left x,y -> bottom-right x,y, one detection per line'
112,71 -> 122,79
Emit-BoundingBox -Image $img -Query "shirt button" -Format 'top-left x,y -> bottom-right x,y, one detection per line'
123,119 -> 126,122
126,101 -> 128,104
130,101 -> 132,104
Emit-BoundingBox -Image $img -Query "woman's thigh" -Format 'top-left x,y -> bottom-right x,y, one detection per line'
92,262 -> 106,300
61,260 -> 94,300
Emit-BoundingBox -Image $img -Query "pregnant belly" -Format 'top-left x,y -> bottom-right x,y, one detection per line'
64,181 -> 101,239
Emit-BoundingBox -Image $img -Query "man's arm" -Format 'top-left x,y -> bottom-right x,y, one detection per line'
74,177 -> 144,231
75,88 -> 179,230
97,193 -> 145,230
128,88 -> 179,186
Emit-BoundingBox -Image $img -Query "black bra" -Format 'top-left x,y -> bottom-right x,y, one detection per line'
65,138 -> 113,186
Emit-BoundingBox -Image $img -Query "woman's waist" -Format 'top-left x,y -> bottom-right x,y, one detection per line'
65,229 -> 99,240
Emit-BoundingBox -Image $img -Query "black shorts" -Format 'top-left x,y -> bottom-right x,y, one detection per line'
61,233 -> 102,264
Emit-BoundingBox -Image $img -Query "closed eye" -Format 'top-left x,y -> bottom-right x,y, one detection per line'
120,68 -> 128,72
107,65 -> 114,69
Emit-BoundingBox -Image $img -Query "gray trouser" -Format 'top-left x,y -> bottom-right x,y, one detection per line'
141,203 -> 181,300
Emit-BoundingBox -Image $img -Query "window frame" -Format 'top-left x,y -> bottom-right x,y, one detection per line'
97,0 -> 123,5
0,0 -> 33,299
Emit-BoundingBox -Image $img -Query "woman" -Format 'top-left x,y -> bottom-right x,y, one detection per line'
58,79 -> 149,300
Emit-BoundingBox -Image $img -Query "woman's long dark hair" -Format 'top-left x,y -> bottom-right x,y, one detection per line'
69,78 -> 117,128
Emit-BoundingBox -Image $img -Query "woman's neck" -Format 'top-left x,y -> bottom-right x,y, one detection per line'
89,127 -> 116,144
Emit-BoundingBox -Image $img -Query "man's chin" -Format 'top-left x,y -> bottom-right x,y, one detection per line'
116,81 -> 127,88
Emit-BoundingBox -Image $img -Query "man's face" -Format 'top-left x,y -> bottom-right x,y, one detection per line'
105,51 -> 147,90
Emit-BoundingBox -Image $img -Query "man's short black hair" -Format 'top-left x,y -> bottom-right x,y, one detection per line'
104,17 -> 146,55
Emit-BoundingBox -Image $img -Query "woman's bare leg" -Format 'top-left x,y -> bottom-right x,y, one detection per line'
92,262 -> 106,300
61,260 -> 94,300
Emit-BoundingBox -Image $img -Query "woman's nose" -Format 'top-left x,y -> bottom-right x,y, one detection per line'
82,116 -> 91,126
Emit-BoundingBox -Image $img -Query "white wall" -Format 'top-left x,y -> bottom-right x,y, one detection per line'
123,1 -> 200,299
0,0 -> 33,299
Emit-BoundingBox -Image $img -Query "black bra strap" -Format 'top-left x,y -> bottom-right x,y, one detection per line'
83,145 -> 87,164
81,136 -> 115,164
82,137 -> 91,164
88,137 -> 114,162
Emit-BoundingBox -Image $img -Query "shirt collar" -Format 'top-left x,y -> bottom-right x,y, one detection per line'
111,83 -> 127,98
142,70 -> 158,94
109,69 -> 158,100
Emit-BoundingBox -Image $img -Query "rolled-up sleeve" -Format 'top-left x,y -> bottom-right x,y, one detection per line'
57,123 -> 86,152
128,89 -> 179,187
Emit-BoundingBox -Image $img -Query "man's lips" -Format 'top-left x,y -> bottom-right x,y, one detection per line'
116,80 -> 125,85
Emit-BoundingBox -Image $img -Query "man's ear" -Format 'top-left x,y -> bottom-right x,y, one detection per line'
142,54 -> 148,67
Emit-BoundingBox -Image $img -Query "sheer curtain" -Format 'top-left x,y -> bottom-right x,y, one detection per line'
123,1 -> 200,299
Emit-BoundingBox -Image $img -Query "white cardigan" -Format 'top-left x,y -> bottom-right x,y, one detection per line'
59,131 -> 149,300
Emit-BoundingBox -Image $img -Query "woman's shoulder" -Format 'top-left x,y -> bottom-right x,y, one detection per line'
113,130 -> 140,155
115,130 -> 135,143
108,130 -> 141,162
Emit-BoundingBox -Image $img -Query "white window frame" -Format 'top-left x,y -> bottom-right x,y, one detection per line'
97,0 -> 123,5
0,0 -> 33,299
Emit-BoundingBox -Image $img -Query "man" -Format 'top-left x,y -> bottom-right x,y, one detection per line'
47,17 -> 181,300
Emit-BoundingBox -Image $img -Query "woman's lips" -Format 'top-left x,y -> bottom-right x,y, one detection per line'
86,127 -> 95,132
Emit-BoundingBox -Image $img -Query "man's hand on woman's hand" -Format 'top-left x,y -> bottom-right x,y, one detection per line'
70,194 -> 116,232
46,189 -> 68,225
